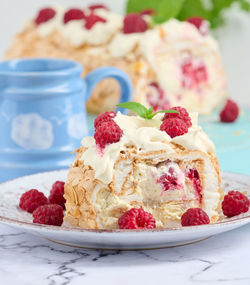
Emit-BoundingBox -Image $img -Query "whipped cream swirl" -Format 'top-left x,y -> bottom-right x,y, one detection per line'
81,112 -> 215,184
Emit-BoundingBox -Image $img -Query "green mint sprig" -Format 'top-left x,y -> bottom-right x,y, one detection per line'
117,102 -> 178,119
126,0 -> 250,28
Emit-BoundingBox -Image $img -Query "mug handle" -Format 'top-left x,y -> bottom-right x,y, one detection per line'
84,67 -> 133,114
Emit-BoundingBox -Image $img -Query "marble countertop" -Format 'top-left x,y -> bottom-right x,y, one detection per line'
1,223 -> 250,285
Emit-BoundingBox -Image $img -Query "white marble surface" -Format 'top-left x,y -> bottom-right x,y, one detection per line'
1,223 -> 250,285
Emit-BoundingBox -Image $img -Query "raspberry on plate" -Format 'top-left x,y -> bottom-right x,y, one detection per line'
94,111 -> 116,129
118,208 -> 156,229
186,17 -> 209,35
163,106 -> 192,128
222,191 -> 250,217
181,208 -> 210,226
88,4 -> 109,11
220,99 -> 239,123
160,117 -> 188,138
64,8 -> 85,24
123,13 -> 148,34
48,181 -> 66,210
94,120 -> 123,149
19,189 -> 48,213
84,13 -> 106,30
35,8 -> 56,25
33,204 -> 64,226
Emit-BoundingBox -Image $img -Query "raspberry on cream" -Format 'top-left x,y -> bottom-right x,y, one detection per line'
64,8 -> 85,24
35,8 -> 56,25
81,111 -> 214,185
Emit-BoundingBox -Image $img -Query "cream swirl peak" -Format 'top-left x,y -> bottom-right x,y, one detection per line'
81,111 -> 214,184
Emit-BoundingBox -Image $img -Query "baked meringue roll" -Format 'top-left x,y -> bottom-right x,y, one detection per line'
5,5 -> 227,115
64,107 -> 222,229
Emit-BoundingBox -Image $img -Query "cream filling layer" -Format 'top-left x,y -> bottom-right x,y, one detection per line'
90,152 -> 220,229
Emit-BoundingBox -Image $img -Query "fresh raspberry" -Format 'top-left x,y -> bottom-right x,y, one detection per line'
88,4 -> 109,11
94,111 -> 116,129
84,13 -> 106,30
19,189 -> 48,213
33,204 -> 64,226
146,82 -> 170,112
181,208 -> 210,226
186,17 -> 209,35
118,208 -> 156,229
222,191 -> 250,218
160,118 -> 188,138
35,8 -> 56,25
163,106 -> 192,128
220,99 -> 239,123
140,9 -> 156,15
48,181 -> 66,210
123,13 -> 148,34
64,9 -> 85,24
94,120 -> 123,148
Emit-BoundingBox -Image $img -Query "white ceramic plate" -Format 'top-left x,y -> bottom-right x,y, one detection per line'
0,170 -> 250,250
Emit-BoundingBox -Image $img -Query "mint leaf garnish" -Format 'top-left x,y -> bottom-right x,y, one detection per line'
117,102 -> 149,117
155,0 -> 185,23
126,0 -> 250,28
127,0 -> 184,24
117,102 -> 178,119
178,0 -> 210,22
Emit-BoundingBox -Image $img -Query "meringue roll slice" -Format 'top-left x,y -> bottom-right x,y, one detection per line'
64,109 -> 222,229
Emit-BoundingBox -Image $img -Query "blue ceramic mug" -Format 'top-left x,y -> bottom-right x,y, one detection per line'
0,58 -> 132,182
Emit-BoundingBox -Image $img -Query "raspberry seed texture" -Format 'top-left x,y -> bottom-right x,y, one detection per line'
19,189 -> 48,213
181,208 -> 210,226
222,191 -> 249,217
33,204 -> 64,226
163,106 -> 192,128
94,120 -> 123,149
160,117 -> 188,138
94,111 -> 116,129
118,208 -> 156,229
